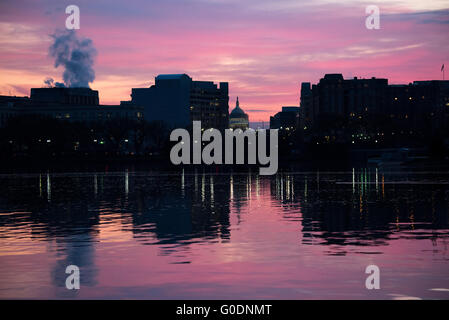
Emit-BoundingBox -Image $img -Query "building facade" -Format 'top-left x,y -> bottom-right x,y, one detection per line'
306,74 -> 388,120
299,82 -> 312,130
299,74 -> 449,128
190,80 -> 229,131
0,88 -> 143,128
131,74 -> 229,130
297,73 -> 449,144
270,106 -> 300,130
387,80 -> 449,132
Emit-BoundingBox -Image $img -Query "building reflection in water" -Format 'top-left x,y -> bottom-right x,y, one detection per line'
0,174 -> 100,292
47,173 -> 51,203
129,171 -> 232,252
0,169 -> 448,274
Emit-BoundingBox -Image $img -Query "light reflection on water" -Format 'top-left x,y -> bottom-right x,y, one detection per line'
0,170 -> 448,299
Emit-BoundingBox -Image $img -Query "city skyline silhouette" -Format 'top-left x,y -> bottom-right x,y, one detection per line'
1,0 -> 448,121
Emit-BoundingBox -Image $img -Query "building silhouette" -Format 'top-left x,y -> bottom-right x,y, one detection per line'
130,74 -> 229,130
270,106 -> 300,130
388,80 -> 449,132
0,87 -> 143,127
300,74 -> 388,128
300,74 -> 449,129
299,82 -> 312,130
298,73 -> 449,145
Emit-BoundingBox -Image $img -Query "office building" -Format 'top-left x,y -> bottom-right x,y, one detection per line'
0,87 -> 143,127
131,74 -> 229,130
297,73 -> 449,144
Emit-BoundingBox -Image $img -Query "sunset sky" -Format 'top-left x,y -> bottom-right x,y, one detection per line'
0,0 -> 448,121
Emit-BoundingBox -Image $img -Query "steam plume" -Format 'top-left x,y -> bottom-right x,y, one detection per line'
43,77 -> 65,88
49,29 -> 97,88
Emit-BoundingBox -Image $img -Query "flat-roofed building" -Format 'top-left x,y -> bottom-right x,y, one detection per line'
270,106 -> 300,130
130,74 -> 229,130
0,88 -> 143,127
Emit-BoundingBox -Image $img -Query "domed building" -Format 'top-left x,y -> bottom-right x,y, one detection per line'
229,97 -> 249,130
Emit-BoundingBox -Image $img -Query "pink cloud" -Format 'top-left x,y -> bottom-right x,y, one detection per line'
0,1 -> 448,121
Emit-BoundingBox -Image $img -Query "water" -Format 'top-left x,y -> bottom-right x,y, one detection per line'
0,170 -> 448,299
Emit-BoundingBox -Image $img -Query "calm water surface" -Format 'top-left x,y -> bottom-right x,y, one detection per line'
0,170 -> 448,299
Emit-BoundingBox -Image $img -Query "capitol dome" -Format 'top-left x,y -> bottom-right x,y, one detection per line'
229,97 -> 249,130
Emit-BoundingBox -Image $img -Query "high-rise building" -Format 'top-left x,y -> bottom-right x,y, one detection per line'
388,80 -> 449,132
131,74 -> 229,130
299,74 -> 389,127
298,73 -> 449,144
190,80 -> 229,131
131,74 -> 192,128
299,82 -> 312,130
313,74 -> 388,116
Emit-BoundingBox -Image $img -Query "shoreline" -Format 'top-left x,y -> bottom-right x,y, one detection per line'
0,155 -> 447,174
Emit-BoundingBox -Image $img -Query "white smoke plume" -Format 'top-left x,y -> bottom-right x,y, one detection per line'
49,29 -> 97,88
